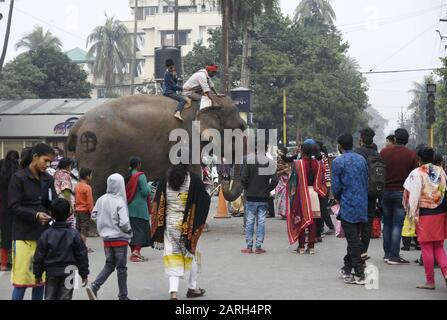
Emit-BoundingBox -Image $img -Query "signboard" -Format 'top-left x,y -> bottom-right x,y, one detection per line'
231,88 -> 253,113
0,115 -> 82,137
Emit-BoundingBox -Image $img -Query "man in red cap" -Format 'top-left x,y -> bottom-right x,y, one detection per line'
182,64 -> 222,106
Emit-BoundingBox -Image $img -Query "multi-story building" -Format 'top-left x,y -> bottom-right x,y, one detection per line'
122,0 -> 221,82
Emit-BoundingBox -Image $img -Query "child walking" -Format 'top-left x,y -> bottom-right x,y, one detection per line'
33,198 -> 89,300
87,174 -> 132,300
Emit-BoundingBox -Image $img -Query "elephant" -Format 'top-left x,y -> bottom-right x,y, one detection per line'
67,95 -> 247,201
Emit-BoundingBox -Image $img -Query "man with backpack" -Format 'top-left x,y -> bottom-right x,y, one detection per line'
355,128 -> 386,263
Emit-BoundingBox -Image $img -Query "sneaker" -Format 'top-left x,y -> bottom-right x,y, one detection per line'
387,256 -> 410,265
339,268 -> 353,279
255,248 -> 267,254
401,246 -> 410,251
352,275 -> 366,285
119,296 -> 131,300
316,237 -> 323,243
86,285 -> 99,300
307,248 -> 316,255
383,256 -> 390,263
343,274 -> 355,284
241,248 -> 253,254
324,228 -> 335,235
297,248 -> 306,254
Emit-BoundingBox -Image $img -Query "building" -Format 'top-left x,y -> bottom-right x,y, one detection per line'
0,99 -> 112,157
123,0 -> 221,81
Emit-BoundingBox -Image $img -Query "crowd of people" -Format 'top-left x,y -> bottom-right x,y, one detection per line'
0,125 -> 446,300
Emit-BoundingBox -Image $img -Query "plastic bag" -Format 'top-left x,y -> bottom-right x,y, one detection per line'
371,217 -> 382,239
331,204 -> 345,238
365,264 -> 379,290
402,215 -> 416,237
200,95 -> 212,110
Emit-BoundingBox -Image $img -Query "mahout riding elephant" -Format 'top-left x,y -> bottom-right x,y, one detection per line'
68,95 -> 246,201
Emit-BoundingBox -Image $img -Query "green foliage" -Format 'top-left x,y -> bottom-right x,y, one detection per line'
15,25 -> 63,52
435,58 -> 447,147
185,8 -> 369,150
0,47 -> 91,99
294,0 -> 336,25
87,15 -> 133,93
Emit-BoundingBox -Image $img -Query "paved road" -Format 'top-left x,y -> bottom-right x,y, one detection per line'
1,197 -> 446,300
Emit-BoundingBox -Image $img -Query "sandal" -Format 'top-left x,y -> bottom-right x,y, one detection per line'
187,288 -> 206,298
307,248 -> 316,255
130,255 -> 145,263
416,284 -> 435,290
297,248 -> 306,254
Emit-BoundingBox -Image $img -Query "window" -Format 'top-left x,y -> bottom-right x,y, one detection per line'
144,6 -> 158,16
2,140 -> 24,158
161,31 -> 191,46
136,7 -> 144,20
163,6 -> 197,13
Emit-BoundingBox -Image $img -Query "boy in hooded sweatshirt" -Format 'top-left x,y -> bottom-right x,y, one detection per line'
86,174 -> 132,300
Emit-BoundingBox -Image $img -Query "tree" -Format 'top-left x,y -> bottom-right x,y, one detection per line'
435,58 -> 447,149
294,0 -> 336,25
0,47 -> 91,99
0,54 -> 46,99
0,0 -> 15,74
87,15 -> 132,95
185,8 -> 369,150
15,25 -> 62,52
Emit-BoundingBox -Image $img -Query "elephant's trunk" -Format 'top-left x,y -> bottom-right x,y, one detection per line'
221,164 -> 244,202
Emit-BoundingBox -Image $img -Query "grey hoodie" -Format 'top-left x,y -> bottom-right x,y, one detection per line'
92,174 -> 132,241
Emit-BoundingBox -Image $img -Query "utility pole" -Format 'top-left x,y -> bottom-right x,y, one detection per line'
174,0 -> 179,47
221,0 -> 230,94
130,0 -> 138,95
283,90 -> 287,146
0,0 -> 14,74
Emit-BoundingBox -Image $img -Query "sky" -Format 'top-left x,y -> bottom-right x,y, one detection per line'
1,0 -> 446,135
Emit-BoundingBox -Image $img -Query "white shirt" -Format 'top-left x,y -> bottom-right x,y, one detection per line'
183,69 -> 214,93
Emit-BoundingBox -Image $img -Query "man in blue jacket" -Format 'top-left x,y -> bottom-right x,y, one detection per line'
163,59 -> 191,121
332,134 -> 368,285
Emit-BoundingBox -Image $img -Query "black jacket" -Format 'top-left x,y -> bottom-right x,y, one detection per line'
242,155 -> 279,202
8,168 -> 57,241
33,222 -> 89,279
355,145 -> 380,162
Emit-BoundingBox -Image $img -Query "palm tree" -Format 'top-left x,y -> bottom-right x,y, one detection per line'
15,25 -> 62,51
87,15 -> 133,95
294,0 -> 336,25
0,0 -> 15,74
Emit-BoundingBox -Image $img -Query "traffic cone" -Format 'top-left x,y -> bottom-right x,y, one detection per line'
214,186 -> 231,219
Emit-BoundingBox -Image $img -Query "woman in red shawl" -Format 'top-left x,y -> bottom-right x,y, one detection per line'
286,143 -> 327,254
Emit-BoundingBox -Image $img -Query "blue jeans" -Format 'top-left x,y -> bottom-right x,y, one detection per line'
164,92 -> 187,112
382,191 -> 406,258
12,286 -> 44,300
245,202 -> 267,249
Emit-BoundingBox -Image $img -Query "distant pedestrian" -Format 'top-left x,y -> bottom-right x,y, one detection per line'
0,150 -> 19,272
332,134 -> 368,285
8,144 -> 57,300
74,168 -> 94,251
33,198 -> 89,300
403,147 -> 447,290
242,147 -> 278,254
274,147 -> 290,219
125,157 -> 152,263
355,128 -> 386,262
380,128 -> 419,265
385,135 -> 395,148
54,158 -> 76,229
87,174 -> 132,300
315,141 -> 335,240
286,143 -> 326,254
151,162 -> 211,300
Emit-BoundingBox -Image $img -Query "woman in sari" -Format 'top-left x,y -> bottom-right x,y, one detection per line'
125,157 -> 152,262
286,143 -> 327,254
403,147 -> 447,290
151,162 -> 211,300
275,147 -> 290,220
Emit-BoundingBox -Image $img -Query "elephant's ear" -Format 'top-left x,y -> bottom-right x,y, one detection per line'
67,134 -> 77,153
